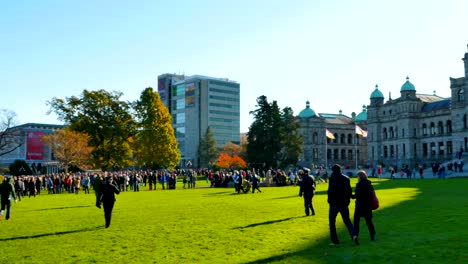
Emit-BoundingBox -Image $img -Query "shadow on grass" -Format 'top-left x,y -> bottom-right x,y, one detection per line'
32,205 -> 92,211
0,226 -> 103,241
203,191 -> 233,196
233,216 -> 305,230
270,195 -> 298,200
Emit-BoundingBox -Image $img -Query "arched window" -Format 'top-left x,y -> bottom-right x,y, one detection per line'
313,132 -> 318,144
430,122 -> 436,135
340,134 -> 346,144
438,121 -> 444,134
458,89 -> 465,101
430,142 -> 436,156
341,149 -> 346,160
390,145 -> 394,157
334,149 -> 339,159
390,127 -> 394,138
384,146 -> 388,157
347,134 -> 353,144
333,134 -> 338,143
383,128 -> 388,139
446,120 -> 452,133
422,124 -> 427,136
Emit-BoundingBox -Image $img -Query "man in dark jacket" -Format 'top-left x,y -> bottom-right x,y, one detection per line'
98,176 -> 120,228
299,168 -> 316,216
0,177 -> 17,221
327,164 -> 359,245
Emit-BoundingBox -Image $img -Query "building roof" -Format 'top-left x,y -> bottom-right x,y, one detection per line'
421,99 -> 451,112
370,85 -> 384,99
416,94 -> 445,102
355,105 -> 367,121
14,123 -> 66,129
298,101 -> 317,118
319,113 -> 354,125
401,76 -> 416,92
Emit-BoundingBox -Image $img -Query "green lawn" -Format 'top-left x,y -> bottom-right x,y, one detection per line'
1,178 -> 467,264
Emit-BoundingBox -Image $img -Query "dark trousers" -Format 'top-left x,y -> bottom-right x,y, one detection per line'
1,199 -> 12,220
103,201 -> 115,227
354,208 -> 376,238
252,184 -> 261,193
329,204 -> 356,244
303,192 -> 315,215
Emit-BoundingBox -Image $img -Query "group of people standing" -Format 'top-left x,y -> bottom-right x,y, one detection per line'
299,164 -> 377,245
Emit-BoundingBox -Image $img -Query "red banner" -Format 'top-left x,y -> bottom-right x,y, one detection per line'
26,131 -> 45,160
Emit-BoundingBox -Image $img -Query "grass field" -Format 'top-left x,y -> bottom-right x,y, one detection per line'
1,178 -> 467,264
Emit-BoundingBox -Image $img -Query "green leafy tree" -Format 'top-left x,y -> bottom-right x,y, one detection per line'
278,107 -> 303,168
247,96 -> 282,170
133,87 -> 180,169
47,89 -> 135,171
247,96 -> 303,170
198,127 -> 218,168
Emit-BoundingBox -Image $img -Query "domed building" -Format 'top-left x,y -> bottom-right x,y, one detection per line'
297,101 -> 368,170
366,48 -> 468,169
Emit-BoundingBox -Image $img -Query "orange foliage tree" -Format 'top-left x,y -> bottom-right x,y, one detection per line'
216,153 -> 246,169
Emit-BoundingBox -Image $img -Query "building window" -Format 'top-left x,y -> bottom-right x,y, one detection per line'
402,144 -> 406,158
348,150 -> 353,160
347,134 -> 352,144
423,143 -> 428,157
430,122 -> 436,135
422,124 -> 427,136
176,99 -> 185,110
384,146 -> 388,157
438,121 -> 444,134
438,142 -> 444,155
446,120 -> 452,133
390,145 -> 394,157
176,113 -> 185,124
458,89 -> 465,101
383,128 -> 387,139
447,141 -> 453,155
313,132 -> 318,144
414,128 -> 417,137
402,129 -> 405,138
340,134 -> 345,144
327,149 -> 332,160
430,142 -> 436,156
389,127 -> 394,138
176,127 -> 185,138
313,148 -> 318,160
464,114 -> 467,129
333,134 -> 338,143
334,149 -> 339,159
341,149 -> 346,160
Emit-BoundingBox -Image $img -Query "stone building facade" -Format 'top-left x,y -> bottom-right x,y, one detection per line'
297,101 -> 368,170
366,48 -> 468,169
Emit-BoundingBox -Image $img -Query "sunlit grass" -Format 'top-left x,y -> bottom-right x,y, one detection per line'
0,178 -> 466,263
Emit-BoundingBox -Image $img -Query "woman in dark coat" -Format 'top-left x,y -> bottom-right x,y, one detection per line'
353,170 -> 376,241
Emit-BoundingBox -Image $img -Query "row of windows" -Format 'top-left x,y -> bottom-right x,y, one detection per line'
209,110 -> 239,116
306,132 -> 363,145
209,80 -> 240,88
378,141 -> 453,158
209,87 -> 239,95
210,124 -> 239,131
304,148 -> 360,161
172,85 -> 185,96
209,95 -> 239,102
209,103 -> 239,110
172,113 -> 185,124
209,117 -> 240,123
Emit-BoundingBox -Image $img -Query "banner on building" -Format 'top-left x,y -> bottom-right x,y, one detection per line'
26,131 -> 45,160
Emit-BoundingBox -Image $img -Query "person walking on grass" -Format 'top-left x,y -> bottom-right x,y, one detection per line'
352,170 -> 377,242
0,177 -> 17,221
327,164 -> 359,246
299,168 -> 316,216
98,176 -> 120,228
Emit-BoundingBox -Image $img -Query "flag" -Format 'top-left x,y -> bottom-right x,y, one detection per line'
355,125 -> 368,137
326,129 -> 335,139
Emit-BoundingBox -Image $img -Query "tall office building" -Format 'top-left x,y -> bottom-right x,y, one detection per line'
158,74 -> 240,168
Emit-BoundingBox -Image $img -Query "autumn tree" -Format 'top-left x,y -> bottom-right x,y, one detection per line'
216,153 -> 247,169
198,127 -> 218,168
133,87 -> 180,169
219,142 -> 242,156
47,89 -> 135,170
42,129 -> 93,172
0,110 -> 23,157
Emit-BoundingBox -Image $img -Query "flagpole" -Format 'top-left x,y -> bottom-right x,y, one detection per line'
355,135 -> 358,172
325,135 -> 328,171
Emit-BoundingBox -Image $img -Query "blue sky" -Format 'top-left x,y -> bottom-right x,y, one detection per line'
1,0 -> 467,132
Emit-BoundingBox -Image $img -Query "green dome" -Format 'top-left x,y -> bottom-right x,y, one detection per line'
355,105 -> 367,121
370,84 -> 384,99
298,101 -> 316,118
401,76 -> 416,92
